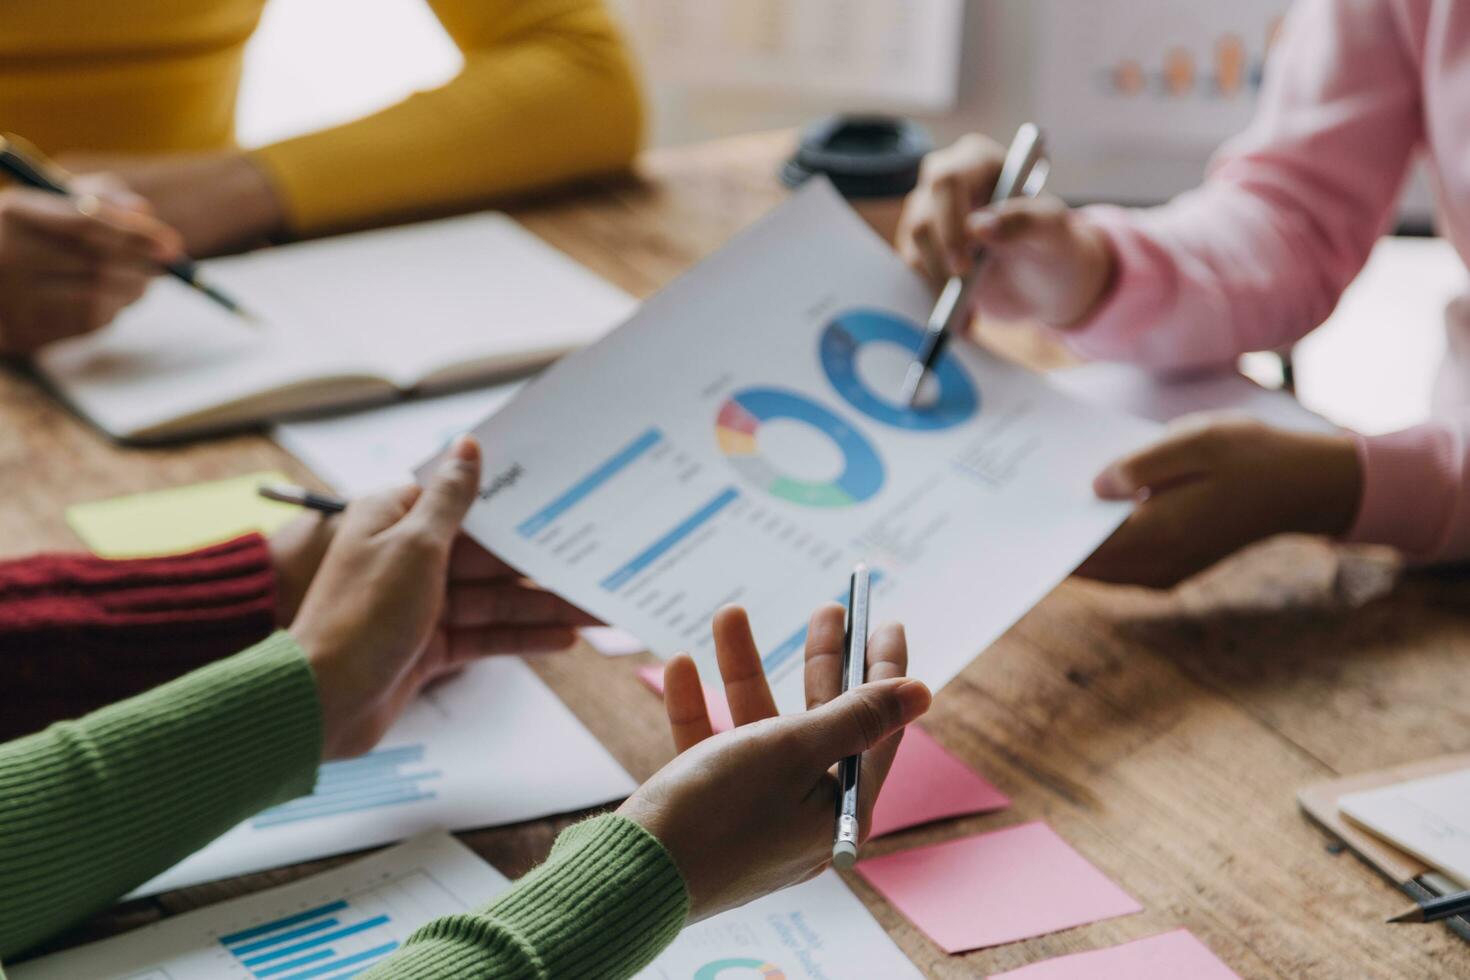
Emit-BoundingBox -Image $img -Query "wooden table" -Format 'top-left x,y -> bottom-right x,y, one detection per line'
6,131 -> 1469,979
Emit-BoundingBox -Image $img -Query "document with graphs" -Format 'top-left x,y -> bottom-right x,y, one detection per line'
444,180 -> 1159,711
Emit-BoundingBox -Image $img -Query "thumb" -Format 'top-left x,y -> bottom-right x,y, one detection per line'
797,678 -> 931,766
406,435 -> 482,543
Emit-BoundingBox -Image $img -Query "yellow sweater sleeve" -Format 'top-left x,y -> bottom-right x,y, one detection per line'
248,0 -> 642,236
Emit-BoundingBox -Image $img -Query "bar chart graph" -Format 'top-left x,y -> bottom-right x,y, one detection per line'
252,745 -> 440,829
218,898 -> 398,979
11,836 -> 512,980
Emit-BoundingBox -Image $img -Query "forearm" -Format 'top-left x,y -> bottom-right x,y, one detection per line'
0,632 -> 321,959
362,815 -> 687,980
249,1 -> 642,236
0,535 -> 278,738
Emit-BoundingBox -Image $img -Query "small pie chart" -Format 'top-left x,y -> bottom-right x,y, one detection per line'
820,308 -> 979,430
716,387 -> 884,508
694,958 -> 787,980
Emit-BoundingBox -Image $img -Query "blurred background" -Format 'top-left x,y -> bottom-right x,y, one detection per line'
237,0 -> 1446,433
235,0 -> 1430,221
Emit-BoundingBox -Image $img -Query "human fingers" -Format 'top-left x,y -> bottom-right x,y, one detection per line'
664,653 -> 716,752
1092,421 -> 1254,499
1,189 -> 180,264
802,603 -> 848,710
712,605 -> 779,726
443,624 -> 580,662
447,579 -> 601,628
402,436 -> 481,545
792,676 -> 931,770
448,535 -> 516,578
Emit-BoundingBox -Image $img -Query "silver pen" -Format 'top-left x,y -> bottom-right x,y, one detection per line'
832,562 -> 872,870
899,123 -> 1050,407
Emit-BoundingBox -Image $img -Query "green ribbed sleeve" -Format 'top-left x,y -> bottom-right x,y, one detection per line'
0,632 -> 322,960
363,814 -> 689,979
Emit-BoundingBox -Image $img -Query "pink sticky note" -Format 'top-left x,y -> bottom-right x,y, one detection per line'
636,667 -> 1007,835
856,821 -> 1142,953
636,665 -> 735,732
871,726 -> 1010,836
988,929 -> 1240,979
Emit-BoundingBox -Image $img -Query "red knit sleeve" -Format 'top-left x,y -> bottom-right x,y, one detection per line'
0,534 -> 279,738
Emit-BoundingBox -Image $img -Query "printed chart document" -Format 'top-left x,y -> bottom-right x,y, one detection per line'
133,657 -> 636,895
637,871 -> 923,979
37,213 -> 635,441
12,833 -> 510,979
442,180 -> 1158,711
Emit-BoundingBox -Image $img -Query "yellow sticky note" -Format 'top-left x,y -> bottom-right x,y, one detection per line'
67,471 -> 302,558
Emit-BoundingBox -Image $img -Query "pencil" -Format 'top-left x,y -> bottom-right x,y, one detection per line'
0,134 -> 259,325
1388,888 -> 1470,924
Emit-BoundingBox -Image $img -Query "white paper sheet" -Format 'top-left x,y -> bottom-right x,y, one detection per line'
1340,768 -> 1470,888
275,383 -> 526,495
131,657 -> 635,896
638,871 -> 922,978
12,833 -> 510,979
437,181 -> 1158,712
273,385 -> 647,656
1049,363 -> 1337,433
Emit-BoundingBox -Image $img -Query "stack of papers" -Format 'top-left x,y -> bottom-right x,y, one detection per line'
1339,767 -> 1470,887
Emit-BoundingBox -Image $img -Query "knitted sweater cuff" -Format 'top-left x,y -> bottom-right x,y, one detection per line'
383,815 -> 688,979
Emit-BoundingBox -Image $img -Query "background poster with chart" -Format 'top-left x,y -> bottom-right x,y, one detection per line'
444,181 -> 1157,713
1035,0 -> 1291,152
616,0 -> 965,112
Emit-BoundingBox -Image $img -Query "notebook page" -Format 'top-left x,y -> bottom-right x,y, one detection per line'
1340,768 -> 1470,887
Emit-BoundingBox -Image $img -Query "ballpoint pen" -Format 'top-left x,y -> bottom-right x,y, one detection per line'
831,562 -> 872,870
899,123 -> 1050,407
0,133 -> 259,324
258,484 -> 348,514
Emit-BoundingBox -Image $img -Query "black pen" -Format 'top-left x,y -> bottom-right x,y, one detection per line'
0,133 -> 259,324
258,484 -> 347,515
832,562 -> 872,870
899,123 -> 1049,407
1388,888 -> 1470,924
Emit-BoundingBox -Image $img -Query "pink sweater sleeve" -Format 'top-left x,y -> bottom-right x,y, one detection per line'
1065,0 -> 1470,561
1069,0 -> 1423,370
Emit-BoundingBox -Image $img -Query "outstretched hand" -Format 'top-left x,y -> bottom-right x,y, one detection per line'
618,604 -> 931,921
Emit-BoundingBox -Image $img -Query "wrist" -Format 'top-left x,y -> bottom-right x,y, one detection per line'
207,153 -> 287,250
1283,431 -> 1362,537
1051,220 -> 1118,330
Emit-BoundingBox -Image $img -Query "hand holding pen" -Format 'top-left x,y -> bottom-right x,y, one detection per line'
900,124 -> 1050,406
0,134 -> 255,356
622,585 -> 929,920
895,128 -> 1116,383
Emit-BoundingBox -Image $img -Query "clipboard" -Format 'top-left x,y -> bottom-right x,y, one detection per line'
1299,753 -> 1470,943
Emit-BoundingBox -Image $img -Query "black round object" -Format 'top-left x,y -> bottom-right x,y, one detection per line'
780,115 -> 933,199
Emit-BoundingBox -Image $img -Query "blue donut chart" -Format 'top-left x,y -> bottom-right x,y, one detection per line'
717,386 -> 884,508
819,308 -> 979,430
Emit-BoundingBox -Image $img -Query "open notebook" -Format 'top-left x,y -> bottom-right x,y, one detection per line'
35,213 -> 636,441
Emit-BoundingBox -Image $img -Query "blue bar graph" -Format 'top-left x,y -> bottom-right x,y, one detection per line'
517,427 -> 663,538
600,487 -> 739,591
220,902 -> 400,980
252,744 -> 438,829
762,569 -> 885,674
